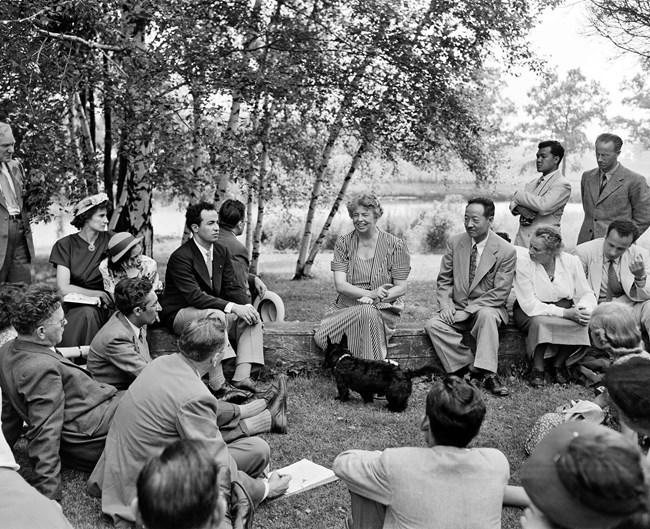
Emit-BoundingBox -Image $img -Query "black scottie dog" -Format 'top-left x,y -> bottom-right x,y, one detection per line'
324,335 -> 414,412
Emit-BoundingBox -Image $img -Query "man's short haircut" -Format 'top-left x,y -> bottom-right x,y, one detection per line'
538,140 -> 565,164
426,375 -> 486,448
607,219 -> 640,242
596,133 -> 623,152
466,197 -> 495,219
179,317 -> 227,362
10,284 -> 62,335
185,201 -> 216,231
114,278 -> 153,316
218,199 -> 246,229
137,440 -> 220,529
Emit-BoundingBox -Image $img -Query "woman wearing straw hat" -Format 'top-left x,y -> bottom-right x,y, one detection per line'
49,193 -> 114,346
99,232 -> 162,297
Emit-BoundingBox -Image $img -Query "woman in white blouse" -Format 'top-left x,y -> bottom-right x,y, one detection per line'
513,226 -> 596,387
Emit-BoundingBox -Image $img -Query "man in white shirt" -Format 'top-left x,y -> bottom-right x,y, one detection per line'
574,219 -> 650,337
509,140 -> 571,248
160,201 -> 267,396
0,122 -> 34,283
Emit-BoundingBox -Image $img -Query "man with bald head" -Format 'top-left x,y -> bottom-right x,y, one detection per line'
0,122 -> 34,283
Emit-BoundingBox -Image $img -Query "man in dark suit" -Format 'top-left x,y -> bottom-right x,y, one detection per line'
0,284 -> 121,501
0,122 -> 34,283
577,133 -> 650,244
88,278 -> 160,390
160,201 -> 265,394
217,199 -> 267,304
424,197 -> 516,396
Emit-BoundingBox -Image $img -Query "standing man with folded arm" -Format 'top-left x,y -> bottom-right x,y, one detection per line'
0,122 -> 34,283
510,140 -> 571,248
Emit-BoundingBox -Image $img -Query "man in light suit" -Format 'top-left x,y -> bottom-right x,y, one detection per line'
160,200 -> 265,395
0,284 -> 121,501
510,140 -> 571,248
88,278 -> 160,390
88,318 -> 290,529
577,133 -> 650,244
424,197 -> 516,396
574,219 -> 650,337
334,375 -> 510,529
0,122 -> 34,283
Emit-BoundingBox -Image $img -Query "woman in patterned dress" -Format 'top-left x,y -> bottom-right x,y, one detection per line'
314,194 -> 411,361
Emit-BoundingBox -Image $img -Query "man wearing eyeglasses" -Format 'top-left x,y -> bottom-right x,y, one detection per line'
88,278 -> 160,390
0,284 -> 122,501
577,133 -> 650,245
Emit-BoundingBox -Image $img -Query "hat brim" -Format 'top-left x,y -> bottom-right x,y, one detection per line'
521,422 -> 630,529
110,237 -> 143,263
253,291 -> 285,322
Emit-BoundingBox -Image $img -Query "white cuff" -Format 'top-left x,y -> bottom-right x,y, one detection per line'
224,302 -> 234,314
262,480 -> 270,501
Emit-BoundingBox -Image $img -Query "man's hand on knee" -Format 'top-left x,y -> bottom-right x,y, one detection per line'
232,304 -> 260,326
439,308 -> 456,325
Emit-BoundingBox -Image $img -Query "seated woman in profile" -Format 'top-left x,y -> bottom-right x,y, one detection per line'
49,193 -> 114,346
519,421 -> 649,529
0,283 -> 26,347
99,232 -> 162,296
513,226 -> 596,387
314,194 -> 410,361
589,302 -> 645,360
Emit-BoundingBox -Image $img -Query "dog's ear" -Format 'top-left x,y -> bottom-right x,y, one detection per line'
339,334 -> 348,348
326,336 -> 333,349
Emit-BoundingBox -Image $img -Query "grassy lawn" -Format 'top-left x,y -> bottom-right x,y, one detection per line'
20,247 -> 593,528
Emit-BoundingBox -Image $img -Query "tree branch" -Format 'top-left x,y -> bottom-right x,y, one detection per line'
32,25 -> 125,52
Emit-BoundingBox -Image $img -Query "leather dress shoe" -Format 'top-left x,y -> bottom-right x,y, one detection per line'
213,382 -> 253,405
231,481 -> 254,529
231,378 -> 266,394
483,373 -> 509,397
268,375 -> 288,434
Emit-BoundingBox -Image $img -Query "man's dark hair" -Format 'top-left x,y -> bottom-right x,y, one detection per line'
70,201 -> 113,230
218,199 -> 246,229
114,278 -> 153,316
596,133 -> 623,152
466,197 -> 495,219
10,284 -> 63,335
185,201 -> 215,231
426,375 -> 486,448
538,140 -> 565,164
179,317 -> 226,362
137,440 -> 220,529
607,219 -> 640,242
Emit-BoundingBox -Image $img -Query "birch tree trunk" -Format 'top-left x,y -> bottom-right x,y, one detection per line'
293,53 -> 378,280
302,138 -> 369,277
250,101 -> 274,274
74,91 -> 99,193
183,87 -> 207,244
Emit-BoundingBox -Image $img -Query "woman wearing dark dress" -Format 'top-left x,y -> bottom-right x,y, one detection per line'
49,193 -> 113,346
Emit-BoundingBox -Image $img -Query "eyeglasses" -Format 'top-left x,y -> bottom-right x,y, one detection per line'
44,317 -> 67,328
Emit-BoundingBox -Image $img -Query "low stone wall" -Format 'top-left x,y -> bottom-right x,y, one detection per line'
148,321 -> 527,376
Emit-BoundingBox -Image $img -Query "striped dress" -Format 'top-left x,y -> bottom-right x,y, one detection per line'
314,229 -> 411,360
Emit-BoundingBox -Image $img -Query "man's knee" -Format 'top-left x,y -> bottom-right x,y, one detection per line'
473,308 -> 502,326
424,314 -> 447,335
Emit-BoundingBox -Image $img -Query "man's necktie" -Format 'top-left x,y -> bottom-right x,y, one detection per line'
0,164 -> 18,211
533,176 -> 545,190
207,250 -> 213,280
606,260 -> 624,301
599,172 -> 608,195
469,244 -> 478,286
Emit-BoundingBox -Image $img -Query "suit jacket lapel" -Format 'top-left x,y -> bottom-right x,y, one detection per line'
188,240 -> 213,290
470,233 -> 497,291
458,236 -> 470,294
0,163 -> 9,210
598,172 -> 624,203
537,171 -> 560,196
588,169 -> 601,206
116,312 -> 143,356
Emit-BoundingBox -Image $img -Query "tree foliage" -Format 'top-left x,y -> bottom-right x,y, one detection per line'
521,68 -> 610,174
